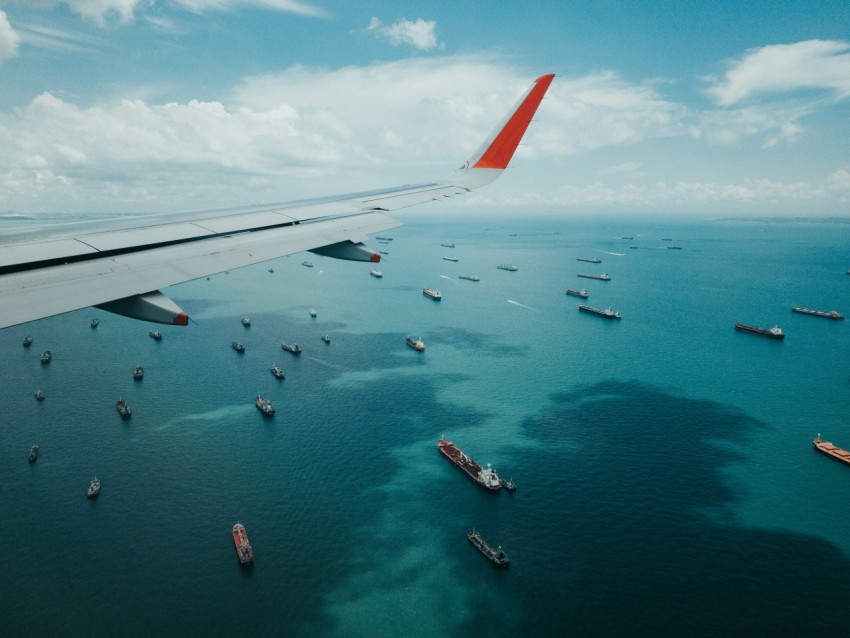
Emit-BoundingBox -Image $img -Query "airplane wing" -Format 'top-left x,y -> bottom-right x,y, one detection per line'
0,74 -> 555,330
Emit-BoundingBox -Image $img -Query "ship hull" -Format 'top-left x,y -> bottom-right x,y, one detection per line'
438,440 -> 501,490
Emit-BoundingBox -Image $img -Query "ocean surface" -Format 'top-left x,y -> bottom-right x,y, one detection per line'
2,214 -> 849,637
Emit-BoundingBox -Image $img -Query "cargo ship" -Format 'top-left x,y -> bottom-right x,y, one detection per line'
458,274 -> 480,282
232,523 -> 254,564
282,343 -> 302,354
29,445 -> 39,463
423,288 -> 442,300
577,273 -> 610,281
565,289 -> 589,298
255,395 -> 275,416
576,257 -> 601,263
734,323 -> 784,340
406,336 -> 425,352
497,264 -> 518,272
116,398 -> 131,418
133,364 -> 144,380
812,436 -> 850,466
467,529 -> 509,567
579,305 -> 621,319
791,306 -> 844,320
437,439 -> 501,490
232,341 -> 245,352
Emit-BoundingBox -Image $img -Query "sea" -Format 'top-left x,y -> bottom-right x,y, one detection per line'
1,213 -> 849,637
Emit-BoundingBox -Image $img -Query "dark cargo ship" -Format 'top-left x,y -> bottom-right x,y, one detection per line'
734,323 -> 784,339
438,439 -> 501,490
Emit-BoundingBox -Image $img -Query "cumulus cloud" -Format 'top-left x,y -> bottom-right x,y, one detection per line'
709,39 -> 850,106
366,17 -> 440,51
0,10 -> 21,63
63,0 -> 145,26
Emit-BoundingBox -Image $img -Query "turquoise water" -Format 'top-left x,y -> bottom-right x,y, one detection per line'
2,215 -> 849,637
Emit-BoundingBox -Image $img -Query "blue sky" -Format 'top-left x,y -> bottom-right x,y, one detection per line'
1,0 -> 850,217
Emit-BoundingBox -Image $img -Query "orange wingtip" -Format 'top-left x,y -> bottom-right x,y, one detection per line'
370,253 -> 381,263
173,312 -> 189,326
473,73 -> 555,170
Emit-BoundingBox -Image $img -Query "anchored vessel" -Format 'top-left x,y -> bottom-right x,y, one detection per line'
406,336 -> 426,352
467,529 -> 509,567
90,318 -> 99,328
255,395 -> 275,416
576,257 -> 601,263
133,364 -> 144,380
370,269 -> 383,278
29,445 -> 39,463
87,477 -> 101,498
232,341 -> 245,352
438,439 -> 501,490
735,323 -> 784,340
497,264 -> 518,272
579,305 -> 621,319
271,365 -> 285,379
116,399 -> 131,418
241,316 -> 251,327
500,477 -> 516,491
233,523 -> 254,564
33,389 -> 45,400
23,335 -> 32,347
40,350 -> 51,364
443,257 -> 459,262
441,243 -> 455,248
459,274 -> 480,282
282,343 -> 302,354
302,261 -> 313,267
565,289 -> 589,298
577,273 -> 610,281
149,330 -> 162,340
812,437 -> 850,466
423,288 -> 442,300
322,335 -> 331,343
792,306 -> 844,320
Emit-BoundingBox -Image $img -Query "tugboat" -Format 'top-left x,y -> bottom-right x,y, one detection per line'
467,529 -> 509,567
87,477 -> 101,498
579,305 -> 621,319
734,323 -> 785,340
33,389 -> 45,401
437,440 -> 501,490
423,288 -> 442,300
281,343 -> 302,354
241,316 -> 252,327
370,269 -> 383,278
309,309 -> 317,318
565,289 -> 589,298
40,350 -> 51,364
232,341 -> 245,353
133,364 -> 144,380
321,335 -> 331,343
232,523 -> 254,565
499,477 -> 516,491
23,335 -> 33,347
149,330 -> 162,340
458,274 -> 480,282
791,306 -> 844,320
90,318 -> 99,328
116,399 -> 131,419
497,264 -> 518,272
577,272 -> 610,281
255,395 -> 275,416
406,336 -> 426,352
29,445 -> 39,463
271,365 -> 285,379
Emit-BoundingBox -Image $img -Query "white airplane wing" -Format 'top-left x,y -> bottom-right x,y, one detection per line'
0,74 -> 555,329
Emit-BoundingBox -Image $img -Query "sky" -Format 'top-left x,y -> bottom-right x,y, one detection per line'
1,0 -> 850,218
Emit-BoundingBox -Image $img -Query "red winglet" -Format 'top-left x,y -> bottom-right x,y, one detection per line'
173,312 -> 189,326
473,74 -> 555,170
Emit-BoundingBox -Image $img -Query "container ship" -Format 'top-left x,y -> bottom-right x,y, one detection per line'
437,439 -> 501,490
579,305 -> 621,319
791,306 -> 844,320
467,529 -> 509,567
232,523 -> 254,564
734,323 -> 784,339
812,437 -> 850,466
577,273 -> 610,281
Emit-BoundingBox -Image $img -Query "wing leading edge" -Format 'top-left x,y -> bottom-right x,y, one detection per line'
0,74 -> 555,329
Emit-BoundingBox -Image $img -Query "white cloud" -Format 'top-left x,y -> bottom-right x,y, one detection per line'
174,0 -> 329,18
709,40 -> 850,106
366,17 -> 440,51
63,0 -> 145,26
828,168 -> 850,201
0,10 -> 21,63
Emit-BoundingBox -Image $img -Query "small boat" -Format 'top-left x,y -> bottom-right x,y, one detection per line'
133,364 -> 143,380
379,250 -> 389,255
255,395 -> 275,416
40,350 -> 51,364
33,389 -> 45,401
467,529 -> 509,567
578,305 -> 621,319
241,316 -> 252,327
791,306 -> 844,320
370,269 -> 383,278
271,365 -> 285,379
442,257 -> 459,262
499,477 -> 516,491
90,318 -> 99,328
667,246 -> 682,250
406,336 -> 425,352
116,398 -> 131,419
268,268 -> 274,273
233,523 -> 254,565
497,264 -> 518,272
23,335 -> 33,347
735,323 -> 784,340
423,288 -> 442,300
577,272 -> 610,281
576,257 -> 601,263
232,341 -> 245,352
458,274 -> 480,282
309,309 -> 317,318
621,236 -> 634,240
282,343 -> 302,354
149,330 -> 162,340
29,445 -> 39,463
87,477 -> 101,498
565,289 -> 589,298
321,335 -> 331,343
302,261 -> 314,268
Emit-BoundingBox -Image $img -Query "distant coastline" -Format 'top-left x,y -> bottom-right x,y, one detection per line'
718,216 -> 850,224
